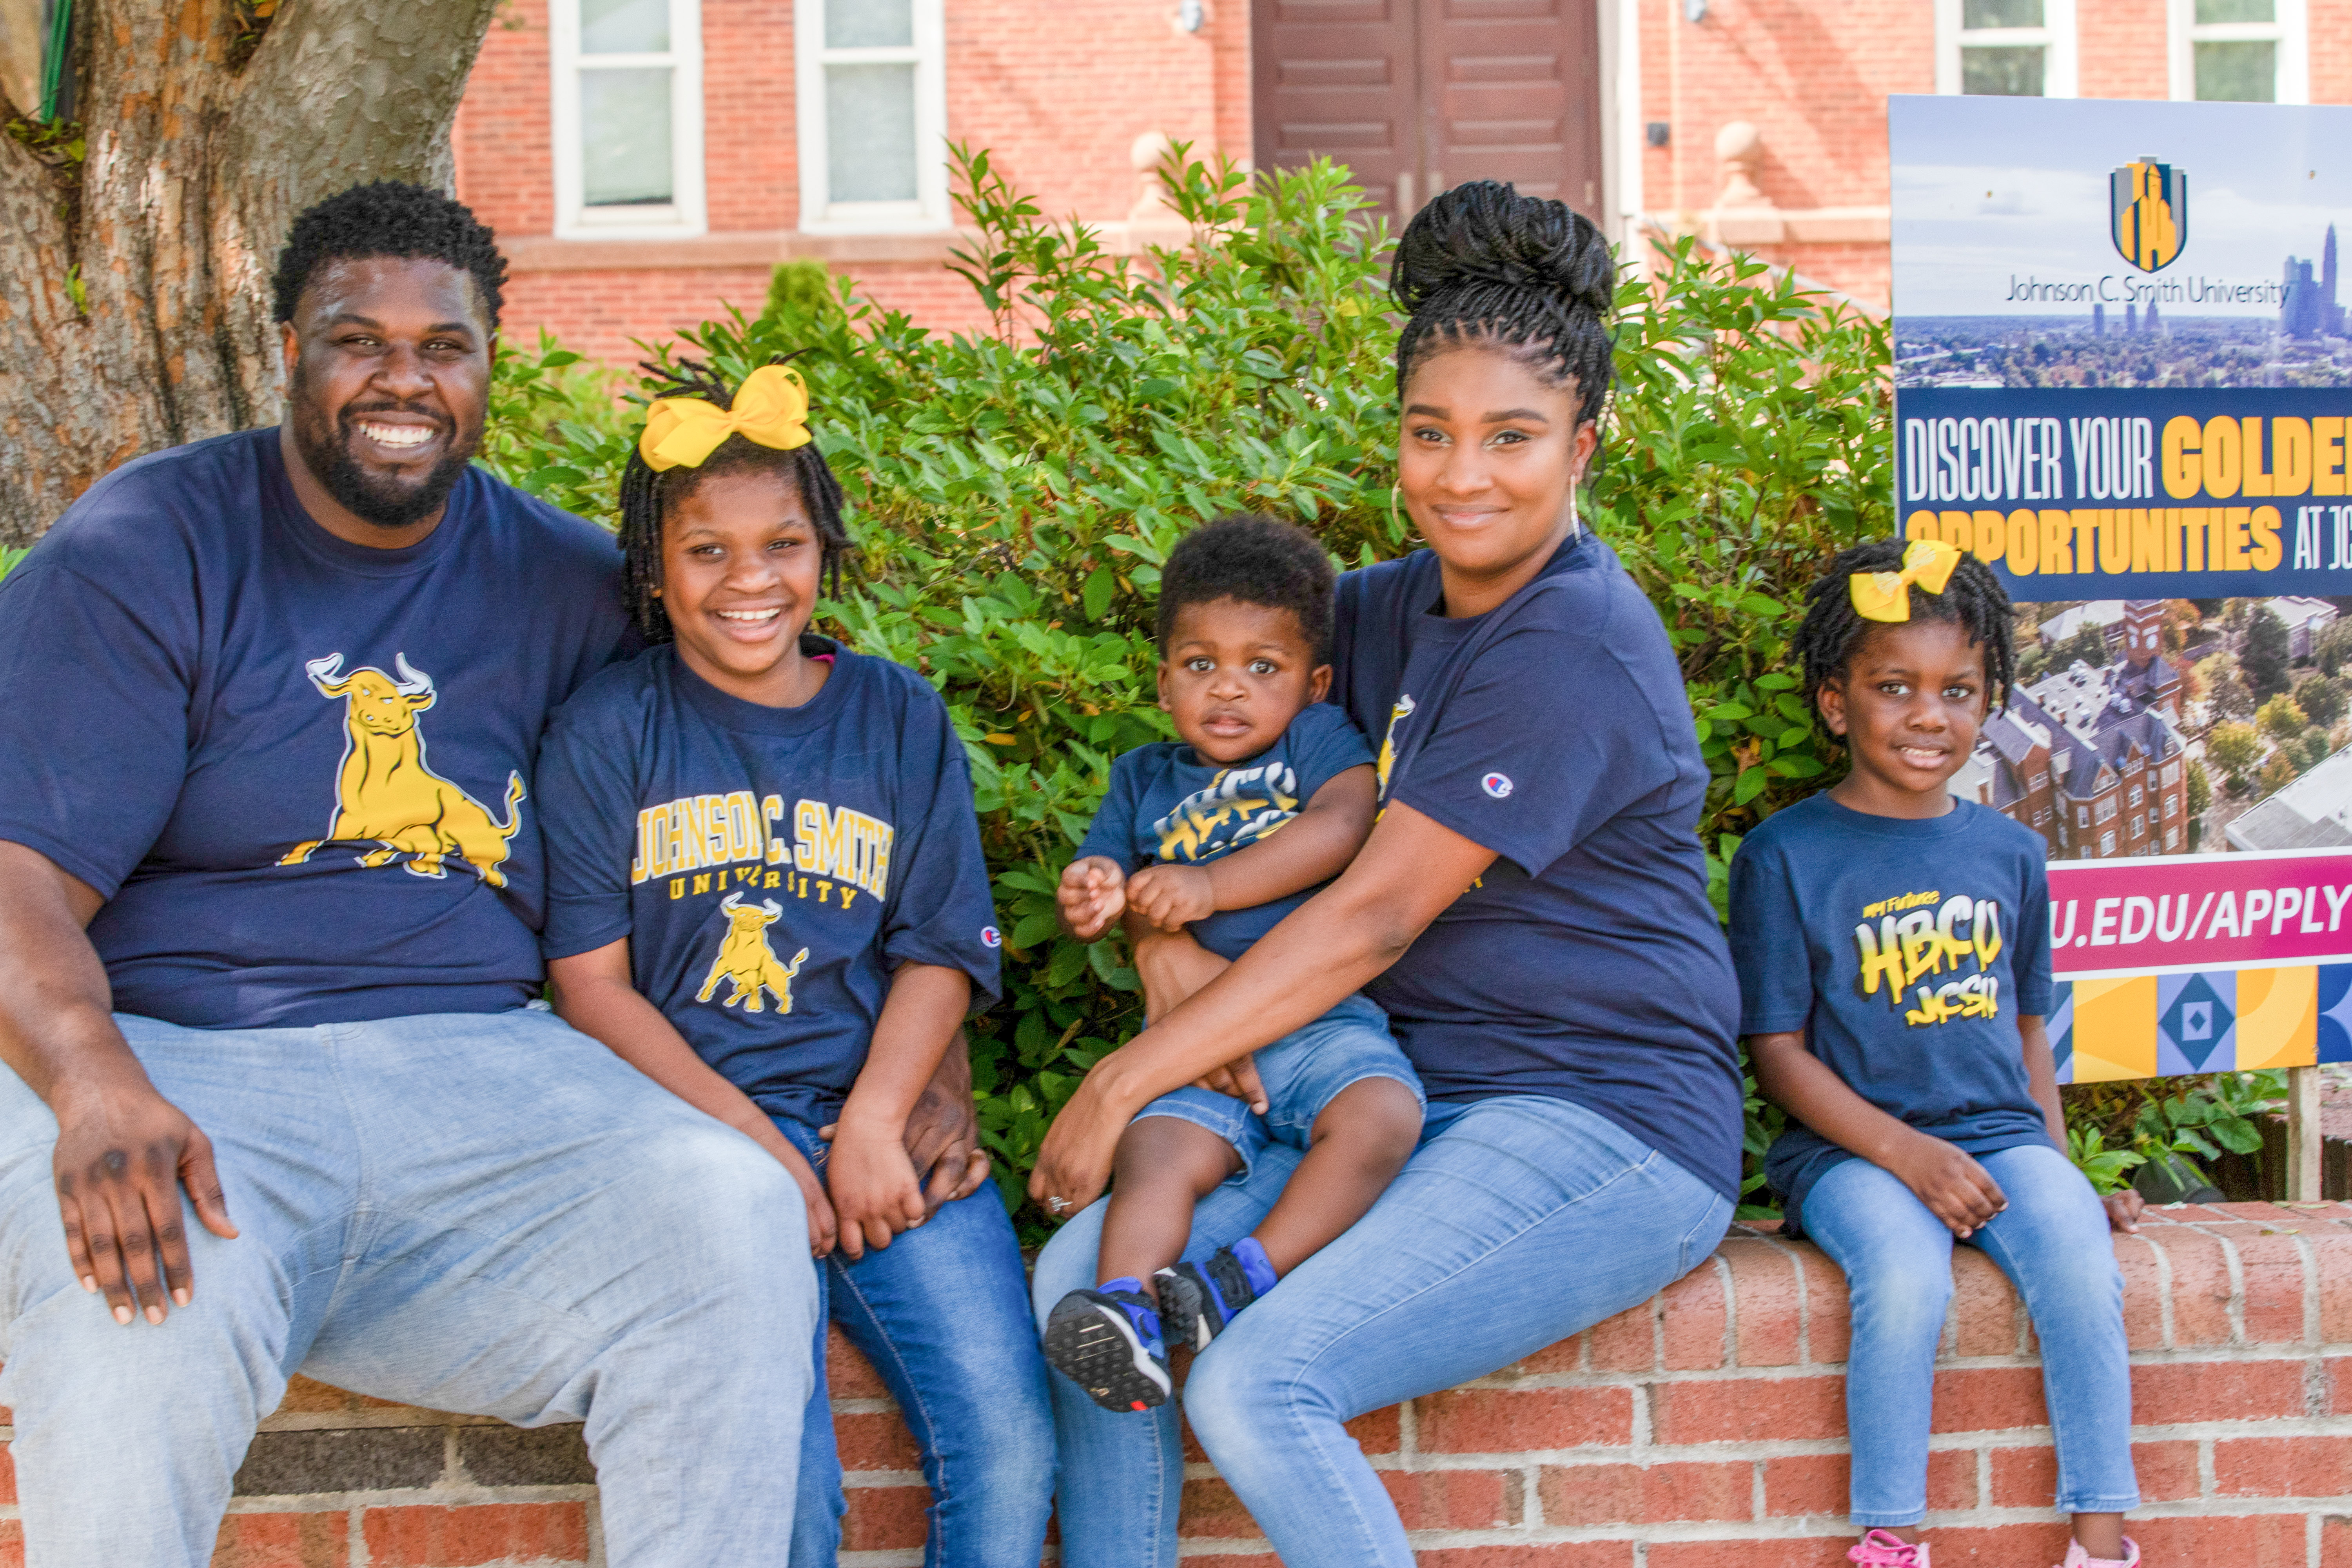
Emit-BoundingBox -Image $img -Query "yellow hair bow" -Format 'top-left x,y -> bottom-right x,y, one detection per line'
637,363 -> 813,471
1850,538 -> 1963,623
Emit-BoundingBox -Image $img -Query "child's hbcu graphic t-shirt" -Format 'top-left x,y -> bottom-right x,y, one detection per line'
1328,532 -> 1747,1203
535,640 -> 1002,1131
1075,703 -> 1375,962
1730,792 -> 2057,1232
0,428 -> 632,1029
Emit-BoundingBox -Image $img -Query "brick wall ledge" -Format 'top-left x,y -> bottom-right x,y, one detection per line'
4,1200 -> 2351,1566
1648,206 -> 1892,246
503,220 -> 1200,274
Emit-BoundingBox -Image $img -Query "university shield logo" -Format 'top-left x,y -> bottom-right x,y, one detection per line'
2110,157 -> 2187,273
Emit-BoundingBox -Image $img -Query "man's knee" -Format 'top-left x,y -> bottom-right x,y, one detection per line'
630,1124 -> 806,1254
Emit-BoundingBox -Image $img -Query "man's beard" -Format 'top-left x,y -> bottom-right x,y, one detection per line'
289,376 -> 479,529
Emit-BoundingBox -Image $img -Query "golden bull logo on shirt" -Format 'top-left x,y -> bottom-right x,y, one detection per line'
278,653 -> 526,886
2111,157 -> 2187,274
1854,890 -> 2007,1027
1152,762 -> 1301,862
696,892 -> 811,1013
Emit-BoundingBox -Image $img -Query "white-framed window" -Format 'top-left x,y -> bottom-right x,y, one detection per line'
2077,804 -> 2090,827
793,0 -> 949,234
1935,0 -> 2078,98
551,0 -> 707,239
2168,0 -> 2308,102
2101,829 -> 2117,855
2168,826 -> 2183,849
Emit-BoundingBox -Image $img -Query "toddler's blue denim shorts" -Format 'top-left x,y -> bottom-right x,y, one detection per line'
1131,992 -> 1423,1176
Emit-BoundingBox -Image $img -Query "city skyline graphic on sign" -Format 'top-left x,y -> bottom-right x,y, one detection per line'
1891,96 -> 2352,389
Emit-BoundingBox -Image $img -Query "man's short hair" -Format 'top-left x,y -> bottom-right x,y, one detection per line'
270,181 -> 508,328
1155,514 -> 1337,660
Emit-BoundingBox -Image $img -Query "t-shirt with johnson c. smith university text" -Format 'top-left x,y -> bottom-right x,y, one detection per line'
1328,532 -> 1747,1203
533,640 -> 1003,1131
1729,793 -> 2056,1234
0,428 -> 633,1028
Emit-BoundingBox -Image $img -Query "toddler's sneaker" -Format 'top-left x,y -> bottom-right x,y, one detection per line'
1849,1531 -> 1930,1566
1044,1279 -> 1171,1412
2055,1540 -> 2139,1568
1156,1238 -> 1278,1350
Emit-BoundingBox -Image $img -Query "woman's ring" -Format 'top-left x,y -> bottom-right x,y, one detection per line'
1047,1196 -> 1071,1214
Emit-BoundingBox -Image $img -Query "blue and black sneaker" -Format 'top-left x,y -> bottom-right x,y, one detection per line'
1043,1278 -> 1172,1412
1155,1238 -> 1279,1351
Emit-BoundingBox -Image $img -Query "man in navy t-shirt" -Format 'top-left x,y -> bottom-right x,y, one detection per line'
0,183 -> 875,1565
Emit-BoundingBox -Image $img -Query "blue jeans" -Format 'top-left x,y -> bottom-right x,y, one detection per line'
1031,1093 -> 1734,1568
0,1008 -> 818,1568
1133,993 -> 1421,1174
774,1118 -> 1055,1568
1802,1143 -> 2140,1527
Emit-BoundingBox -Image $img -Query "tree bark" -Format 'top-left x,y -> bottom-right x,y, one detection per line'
0,0 -> 499,545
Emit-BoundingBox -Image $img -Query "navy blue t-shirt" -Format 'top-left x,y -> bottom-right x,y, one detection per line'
1730,793 -> 2056,1233
1330,532 -> 1746,1201
1075,704 -> 1375,962
535,641 -> 1002,1131
0,429 -> 631,1028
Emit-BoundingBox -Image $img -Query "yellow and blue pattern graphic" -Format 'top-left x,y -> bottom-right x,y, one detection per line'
2109,156 -> 2187,273
1151,761 -> 1302,863
2052,964 -> 2352,1082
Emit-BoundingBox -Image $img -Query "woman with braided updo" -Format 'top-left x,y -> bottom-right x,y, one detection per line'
1027,182 -> 1746,1564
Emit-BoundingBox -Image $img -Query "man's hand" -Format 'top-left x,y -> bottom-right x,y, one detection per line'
1125,864 -> 1217,934
1887,1132 -> 2007,1238
824,1122 -> 928,1260
51,1077 -> 237,1325
2103,1188 -> 2145,1234
1058,856 -> 1128,942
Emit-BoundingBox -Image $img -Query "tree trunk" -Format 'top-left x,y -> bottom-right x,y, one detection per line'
0,0 -> 500,545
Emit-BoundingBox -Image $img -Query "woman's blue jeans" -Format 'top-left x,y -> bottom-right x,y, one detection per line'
1801,1143 -> 2140,1527
776,1117 -> 1056,1568
1030,1093 -> 1734,1568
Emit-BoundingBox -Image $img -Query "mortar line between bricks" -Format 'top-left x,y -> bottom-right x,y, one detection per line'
1715,1248 -> 1741,1373
840,1468 -> 926,1485
222,1484 -> 604,1510
2199,1435 -> 2216,1501
347,1501 -> 365,1568
2294,1230 -> 2321,1346
2138,1230 -> 2176,1350
2310,1503 -> 2324,1568
2190,1220 -> 2251,1345
1454,1343 -> 2352,1388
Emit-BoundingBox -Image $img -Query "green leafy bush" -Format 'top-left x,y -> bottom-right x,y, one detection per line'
478,146 -> 1892,1226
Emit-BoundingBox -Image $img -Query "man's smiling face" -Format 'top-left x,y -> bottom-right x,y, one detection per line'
281,256 -> 492,533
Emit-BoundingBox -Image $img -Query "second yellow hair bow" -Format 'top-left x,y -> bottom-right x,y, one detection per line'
1850,538 -> 1964,623
638,363 -> 813,471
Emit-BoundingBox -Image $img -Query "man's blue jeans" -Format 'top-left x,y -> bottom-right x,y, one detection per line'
1801,1143 -> 2140,1527
1031,1093 -> 1734,1568
0,1008 -> 820,1568
775,1118 -> 1055,1568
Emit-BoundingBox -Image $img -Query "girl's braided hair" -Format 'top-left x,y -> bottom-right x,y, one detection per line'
617,356 -> 853,645
1793,539 -> 2018,717
1390,180 -> 1617,430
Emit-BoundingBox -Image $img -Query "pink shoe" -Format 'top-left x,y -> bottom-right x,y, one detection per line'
2055,1539 -> 2140,1568
1850,1530 -> 1931,1566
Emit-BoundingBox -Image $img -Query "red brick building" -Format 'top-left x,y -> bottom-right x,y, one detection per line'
454,0 -> 2352,363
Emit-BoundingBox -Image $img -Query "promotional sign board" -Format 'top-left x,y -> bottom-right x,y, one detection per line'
1888,94 -> 2352,1082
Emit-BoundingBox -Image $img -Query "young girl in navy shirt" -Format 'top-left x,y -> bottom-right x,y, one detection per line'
533,362 -> 1053,1566
1730,539 -> 2145,1568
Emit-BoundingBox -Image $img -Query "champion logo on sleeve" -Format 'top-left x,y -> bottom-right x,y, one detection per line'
981,925 -> 1002,948
1482,773 -> 1514,799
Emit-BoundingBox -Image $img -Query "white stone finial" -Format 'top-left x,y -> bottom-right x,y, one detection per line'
1129,130 -> 1178,221
1714,121 -> 1771,210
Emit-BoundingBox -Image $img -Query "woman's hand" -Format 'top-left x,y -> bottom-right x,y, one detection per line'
765,1134 -> 839,1260
1126,864 -> 1217,933
1125,919 -> 1230,1024
1028,1067 -> 1131,1221
825,1119 -> 929,1260
2103,1188 -> 2145,1234
1886,1131 -> 2008,1238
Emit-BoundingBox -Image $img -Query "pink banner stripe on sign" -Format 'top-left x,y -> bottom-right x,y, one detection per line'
2049,849 -> 2352,978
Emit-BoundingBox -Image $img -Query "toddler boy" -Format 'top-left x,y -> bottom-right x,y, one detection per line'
1044,515 -> 1426,1412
